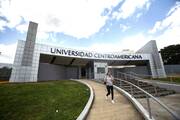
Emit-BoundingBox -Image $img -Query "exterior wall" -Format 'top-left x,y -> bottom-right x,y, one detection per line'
86,62 -> 94,79
38,63 -> 180,81
10,40 -> 40,82
124,66 -> 150,75
136,40 -> 166,78
165,65 -> 180,75
66,67 -> 79,79
38,63 -> 78,81
38,63 -> 66,81
112,65 -> 180,77
94,61 -> 108,80
111,66 -> 150,78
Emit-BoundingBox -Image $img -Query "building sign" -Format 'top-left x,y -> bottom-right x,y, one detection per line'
50,48 -> 143,60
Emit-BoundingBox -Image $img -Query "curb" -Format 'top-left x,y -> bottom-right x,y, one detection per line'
113,85 -> 155,120
71,79 -> 94,120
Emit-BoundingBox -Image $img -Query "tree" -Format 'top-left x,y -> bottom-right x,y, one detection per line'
160,44 -> 180,65
0,67 -> 12,80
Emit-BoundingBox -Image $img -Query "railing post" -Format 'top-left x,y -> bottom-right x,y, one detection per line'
137,80 -> 139,86
146,95 -> 152,119
130,85 -> 133,96
154,86 -> 158,96
119,72 -> 121,79
120,80 -> 122,87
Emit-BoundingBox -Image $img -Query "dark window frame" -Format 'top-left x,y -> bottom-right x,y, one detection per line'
97,67 -> 105,74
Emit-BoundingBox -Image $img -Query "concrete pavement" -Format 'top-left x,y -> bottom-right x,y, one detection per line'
138,94 -> 180,120
84,80 -> 144,120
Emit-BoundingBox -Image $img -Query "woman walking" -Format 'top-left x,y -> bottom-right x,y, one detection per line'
104,71 -> 115,103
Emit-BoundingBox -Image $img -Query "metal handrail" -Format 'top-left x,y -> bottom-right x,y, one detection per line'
114,75 -> 180,120
128,72 -> 180,84
128,71 -> 153,78
117,71 -> 146,79
116,71 -> 155,84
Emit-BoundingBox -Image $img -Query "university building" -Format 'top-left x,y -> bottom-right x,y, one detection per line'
10,22 -> 166,82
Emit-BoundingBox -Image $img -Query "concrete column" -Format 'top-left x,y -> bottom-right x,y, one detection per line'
136,40 -> 166,78
10,21 -> 39,82
21,22 -> 38,66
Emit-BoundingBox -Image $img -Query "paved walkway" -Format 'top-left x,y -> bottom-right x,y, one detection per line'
84,80 -> 143,120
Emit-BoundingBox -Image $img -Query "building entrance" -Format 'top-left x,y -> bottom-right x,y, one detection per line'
81,67 -> 86,78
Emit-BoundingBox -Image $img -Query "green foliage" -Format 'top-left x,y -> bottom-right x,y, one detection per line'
160,44 -> 180,64
0,80 -> 90,120
0,67 -> 12,80
152,77 -> 180,84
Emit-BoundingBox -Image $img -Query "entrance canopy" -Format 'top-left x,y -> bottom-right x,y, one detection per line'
40,54 -> 91,66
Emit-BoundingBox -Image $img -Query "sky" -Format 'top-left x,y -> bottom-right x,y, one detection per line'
0,0 -> 180,63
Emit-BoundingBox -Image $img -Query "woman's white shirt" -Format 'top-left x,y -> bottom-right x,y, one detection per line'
105,75 -> 113,86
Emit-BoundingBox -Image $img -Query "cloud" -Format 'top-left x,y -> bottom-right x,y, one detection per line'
113,0 -> 151,19
149,2 -> 180,34
88,24 -> 179,53
155,25 -> 180,50
167,2 -> 180,16
149,2 -> 180,48
15,23 -> 28,33
86,29 -> 179,53
136,13 -> 143,18
0,19 -> 7,31
119,24 -> 130,32
36,32 -> 66,47
148,21 -> 161,34
0,0 -> 123,39
120,33 -> 150,51
0,0 -> 9,17
85,33 -> 150,53
105,28 -> 110,32
0,43 -> 17,63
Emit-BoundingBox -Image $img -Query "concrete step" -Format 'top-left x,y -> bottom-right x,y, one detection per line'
132,90 -> 175,98
115,78 -> 176,98
137,84 -> 150,87
121,85 -> 155,89
122,87 -> 169,94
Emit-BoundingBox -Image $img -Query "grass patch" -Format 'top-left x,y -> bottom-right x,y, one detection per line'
151,77 -> 180,84
0,80 -> 90,120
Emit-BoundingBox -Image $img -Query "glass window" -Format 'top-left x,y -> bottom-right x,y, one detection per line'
97,67 -> 105,74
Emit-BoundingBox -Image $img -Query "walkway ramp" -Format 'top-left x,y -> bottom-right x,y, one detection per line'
84,80 -> 143,120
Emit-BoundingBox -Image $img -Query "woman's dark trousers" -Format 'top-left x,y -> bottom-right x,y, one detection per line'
106,85 -> 114,100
